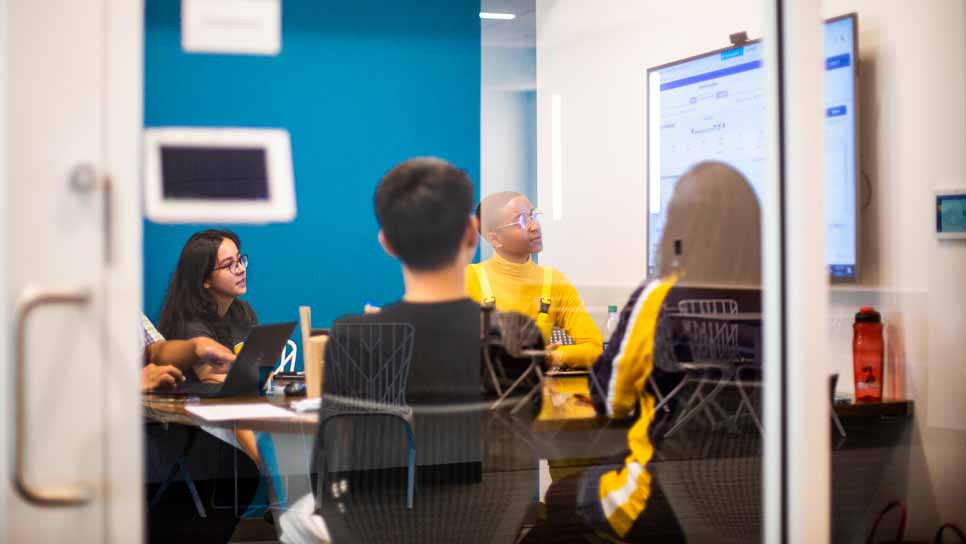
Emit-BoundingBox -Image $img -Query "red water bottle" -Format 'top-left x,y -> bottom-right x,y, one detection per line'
852,306 -> 884,402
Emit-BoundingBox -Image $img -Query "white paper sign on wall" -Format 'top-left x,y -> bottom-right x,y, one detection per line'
182,0 -> 281,56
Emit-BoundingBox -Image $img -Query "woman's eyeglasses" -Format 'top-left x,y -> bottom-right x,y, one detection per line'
494,208 -> 542,231
213,254 -> 249,275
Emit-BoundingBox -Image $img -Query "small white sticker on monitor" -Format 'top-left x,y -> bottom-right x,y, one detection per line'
143,127 -> 296,224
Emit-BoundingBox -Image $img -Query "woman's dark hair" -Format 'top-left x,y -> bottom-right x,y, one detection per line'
158,229 -> 244,347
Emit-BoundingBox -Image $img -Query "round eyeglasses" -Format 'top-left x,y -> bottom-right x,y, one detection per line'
213,254 -> 249,276
494,208 -> 543,231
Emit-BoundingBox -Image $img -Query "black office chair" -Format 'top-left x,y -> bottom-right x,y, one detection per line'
484,312 -> 547,412
312,318 -> 535,543
313,322 -> 417,510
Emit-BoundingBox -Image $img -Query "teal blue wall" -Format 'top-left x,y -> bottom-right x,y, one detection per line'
143,0 -> 481,360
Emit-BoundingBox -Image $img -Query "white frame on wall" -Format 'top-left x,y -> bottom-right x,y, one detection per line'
142,126 -> 296,224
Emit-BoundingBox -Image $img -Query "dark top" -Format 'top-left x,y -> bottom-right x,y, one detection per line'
319,298 -> 484,475
166,299 -> 259,351
326,299 -> 482,405
165,299 -> 258,382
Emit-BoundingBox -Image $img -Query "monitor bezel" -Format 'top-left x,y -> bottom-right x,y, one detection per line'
644,13 -> 860,283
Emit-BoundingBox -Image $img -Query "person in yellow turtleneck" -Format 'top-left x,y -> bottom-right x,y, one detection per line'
466,191 -> 603,369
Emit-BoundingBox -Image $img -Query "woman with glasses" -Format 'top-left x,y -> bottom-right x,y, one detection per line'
467,192 -> 602,369
153,229 -> 264,520
158,229 -> 257,383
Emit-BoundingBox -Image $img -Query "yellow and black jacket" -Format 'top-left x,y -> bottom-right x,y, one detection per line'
588,277 -> 676,537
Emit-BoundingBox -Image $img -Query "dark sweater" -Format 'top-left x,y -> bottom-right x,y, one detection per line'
320,298 -> 483,472
326,299 -> 481,405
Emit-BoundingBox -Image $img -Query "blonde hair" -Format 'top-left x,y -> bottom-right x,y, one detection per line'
655,161 -> 761,287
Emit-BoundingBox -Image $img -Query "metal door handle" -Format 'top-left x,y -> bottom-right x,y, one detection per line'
13,287 -> 94,506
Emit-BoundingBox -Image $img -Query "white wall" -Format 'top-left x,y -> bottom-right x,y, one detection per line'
482,46 -> 536,197
535,0 -> 966,532
482,18 -> 537,259
824,0 -> 966,530
820,0 -> 966,429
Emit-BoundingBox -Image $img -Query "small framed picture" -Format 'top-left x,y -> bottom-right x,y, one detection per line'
936,189 -> 966,240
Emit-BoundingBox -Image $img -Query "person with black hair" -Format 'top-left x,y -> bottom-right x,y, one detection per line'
345,155 -> 482,408
158,229 -> 258,383
279,157 -> 488,543
155,229 -> 263,467
467,192 -> 602,369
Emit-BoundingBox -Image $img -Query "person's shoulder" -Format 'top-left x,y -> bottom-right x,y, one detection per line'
455,298 -> 483,313
331,312 -> 371,326
234,299 -> 257,320
383,299 -> 480,319
175,319 -> 216,340
626,277 -> 676,312
542,265 -> 575,288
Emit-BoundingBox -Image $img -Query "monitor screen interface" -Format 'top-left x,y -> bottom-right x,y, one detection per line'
160,146 -> 270,200
937,194 -> 966,234
647,15 -> 858,280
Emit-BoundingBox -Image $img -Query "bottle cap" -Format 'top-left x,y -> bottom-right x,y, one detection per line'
855,306 -> 881,323
608,305 -> 618,313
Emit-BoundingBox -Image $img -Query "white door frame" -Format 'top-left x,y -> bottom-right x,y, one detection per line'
762,0 -> 831,542
1,0 -> 143,541
0,0 -> 8,532
102,0 -> 146,541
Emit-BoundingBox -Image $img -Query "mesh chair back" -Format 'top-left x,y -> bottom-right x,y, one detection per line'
652,306 -> 684,373
322,322 -> 416,419
679,299 -> 738,315
678,299 -> 740,364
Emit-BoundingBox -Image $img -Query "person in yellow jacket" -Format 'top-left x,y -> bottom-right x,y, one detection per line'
521,161 -> 761,542
467,191 -> 602,368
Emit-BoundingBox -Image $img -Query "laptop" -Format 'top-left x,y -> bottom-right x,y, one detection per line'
148,322 -> 296,398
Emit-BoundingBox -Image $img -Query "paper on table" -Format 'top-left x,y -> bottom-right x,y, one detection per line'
186,403 -> 295,421
290,398 -> 321,412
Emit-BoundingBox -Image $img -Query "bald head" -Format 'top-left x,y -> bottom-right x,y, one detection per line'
475,191 -> 522,235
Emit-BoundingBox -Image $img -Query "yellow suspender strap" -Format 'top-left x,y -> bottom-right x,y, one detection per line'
539,265 -> 553,313
536,265 -> 553,340
474,264 -> 496,305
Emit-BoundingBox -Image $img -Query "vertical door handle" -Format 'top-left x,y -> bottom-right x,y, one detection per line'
12,287 -> 94,506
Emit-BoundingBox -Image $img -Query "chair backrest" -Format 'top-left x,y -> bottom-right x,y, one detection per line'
678,298 -> 740,364
273,339 -> 298,374
652,286 -> 762,371
652,307 -> 683,372
322,322 -> 416,417
678,298 -> 738,316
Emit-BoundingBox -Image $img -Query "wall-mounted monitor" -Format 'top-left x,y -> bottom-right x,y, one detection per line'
143,127 -> 296,224
646,13 -> 859,281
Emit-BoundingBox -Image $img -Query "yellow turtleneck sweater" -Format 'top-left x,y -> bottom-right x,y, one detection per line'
465,254 -> 603,369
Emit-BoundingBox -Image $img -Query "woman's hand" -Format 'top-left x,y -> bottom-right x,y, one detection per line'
141,364 -> 184,392
193,337 -> 236,374
545,342 -> 563,368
